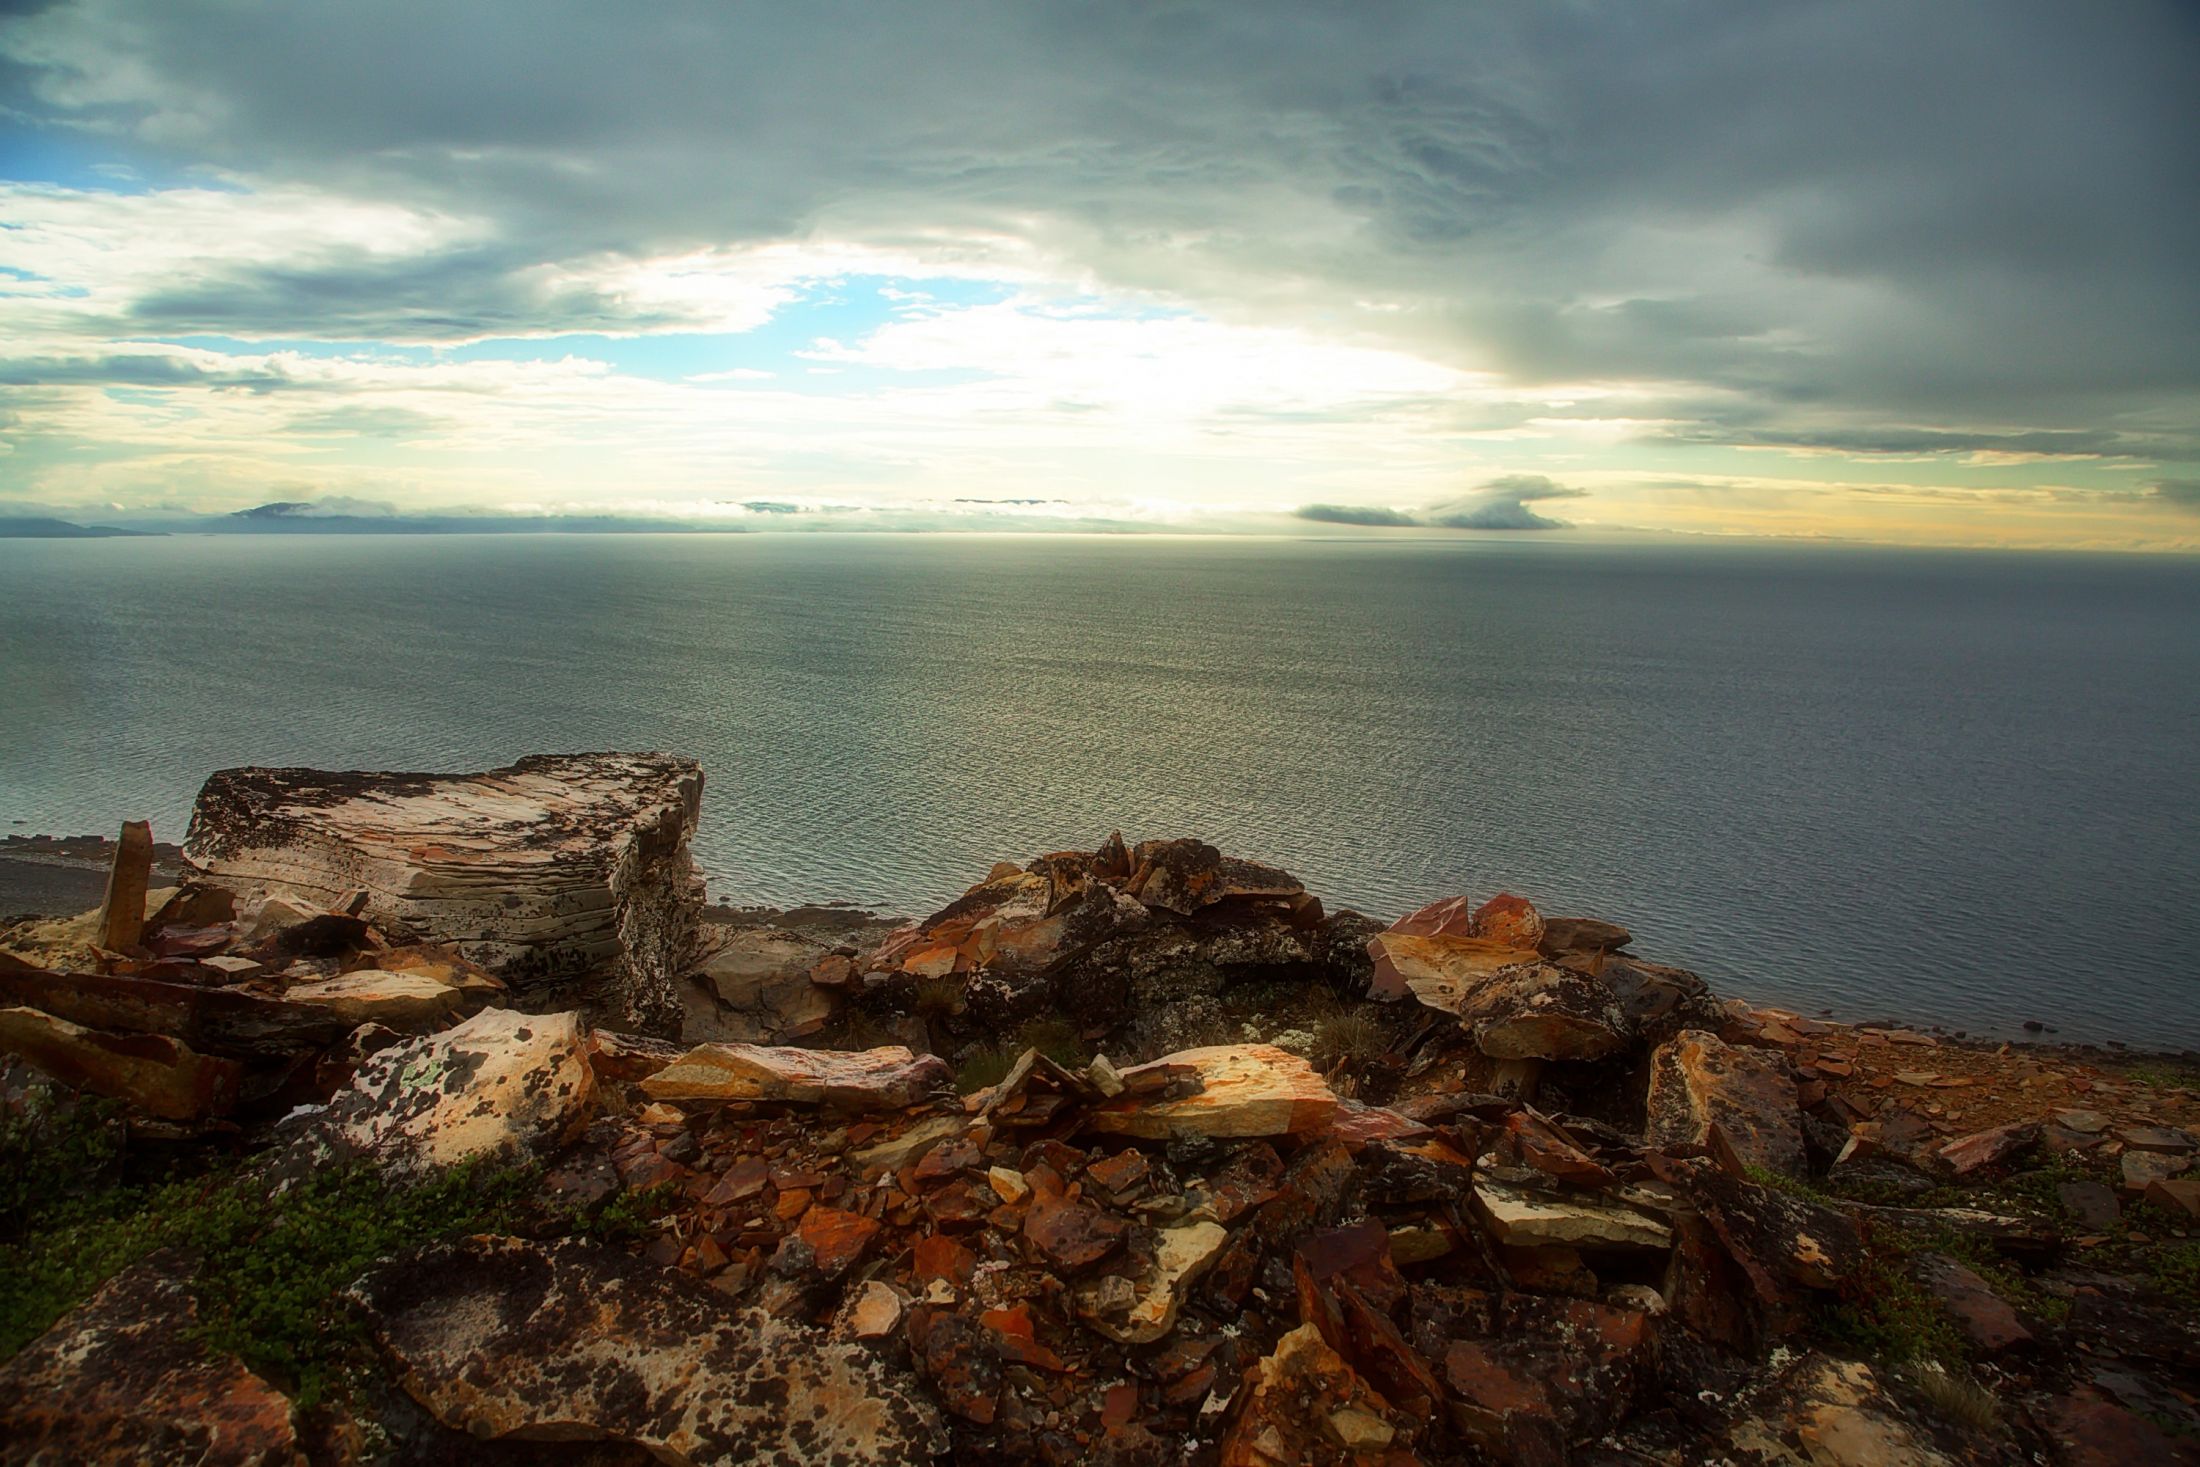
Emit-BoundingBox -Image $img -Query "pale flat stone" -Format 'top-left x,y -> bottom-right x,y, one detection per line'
1076,1219 -> 1229,1344
1471,1176 -> 1673,1251
281,968 -> 471,1029
696,927 -> 838,1042
185,753 -> 704,1032
1082,1044 -> 1337,1141
642,1042 -> 950,1111
325,1007 -> 596,1176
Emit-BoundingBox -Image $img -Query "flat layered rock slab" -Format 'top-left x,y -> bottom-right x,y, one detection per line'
641,1042 -> 949,1111
1083,1044 -> 1337,1141
355,1234 -> 944,1465
0,1256 -> 299,1465
1472,1176 -> 1673,1251
184,753 -> 703,1031
0,1003 -> 242,1120
323,1006 -> 595,1175
1647,1029 -> 1806,1179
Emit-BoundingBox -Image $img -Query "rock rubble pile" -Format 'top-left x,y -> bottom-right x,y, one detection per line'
1,754 -> 2196,1465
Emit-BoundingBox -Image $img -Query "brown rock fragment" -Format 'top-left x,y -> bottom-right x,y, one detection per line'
1647,1029 -> 1806,1179
0,1256 -> 300,1465
1937,1120 -> 2036,1176
1084,1044 -> 1337,1141
95,819 -> 153,952
642,1041 -> 949,1110
0,1004 -> 241,1120
357,1235 -> 943,1462
1220,1322 -> 1410,1467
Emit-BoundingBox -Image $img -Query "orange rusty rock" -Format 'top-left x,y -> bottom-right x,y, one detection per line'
796,1204 -> 882,1279
1647,1030 -> 1807,1180
1084,1044 -> 1337,1141
1024,1187 -> 1128,1272
0,1005 -> 242,1121
1469,892 -> 1546,949
1219,1321 -> 1409,1467
911,1233 -> 977,1287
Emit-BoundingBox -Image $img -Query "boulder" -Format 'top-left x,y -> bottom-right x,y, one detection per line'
321,1006 -> 595,1175
1075,1219 -> 1229,1344
1083,1044 -> 1337,1141
0,1255 -> 300,1464
1936,1121 -> 2036,1176
1915,1254 -> 2031,1354
0,1004 -> 241,1120
355,1234 -> 944,1464
641,1042 -> 949,1111
1647,1029 -> 1806,1179
183,753 -> 704,1033
694,927 -> 838,1043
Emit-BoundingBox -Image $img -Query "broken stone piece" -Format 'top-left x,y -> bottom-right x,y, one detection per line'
1917,1254 -> 2032,1353
94,819 -> 154,952
184,753 -> 705,1033
2121,1149 -> 2193,1192
0,1255 -> 299,1464
1647,1029 -> 1806,1179
323,1006 -> 595,1176
0,1004 -> 241,1120
1076,1220 -> 1229,1344
1937,1121 -> 2037,1176
1219,1321 -> 1406,1467
848,1280 -> 907,1340
1083,1044 -> 1337,1141
279,967 -> 476,1029
641,1042 -> 950,1110
355,1234 -> 943,1464
1472,1175 -> 1673,1251
696,926 -> 838,1042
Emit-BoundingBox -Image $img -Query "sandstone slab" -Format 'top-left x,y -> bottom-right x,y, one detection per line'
696,926 -> 838,1042
1471,1176 -> 1673,1251
184,753 -> 704,1032
356,1234 -> 944,1464
1083,1043 -> 1337,1141
322,1006 -> 595,1175
1647,1029 -> 1806,1179
0,1004 -> 241,1120
642,1042 -> 949,1110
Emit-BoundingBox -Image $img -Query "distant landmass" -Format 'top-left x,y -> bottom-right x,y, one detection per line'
0,516 -> 160,539
199,503 -> 736,535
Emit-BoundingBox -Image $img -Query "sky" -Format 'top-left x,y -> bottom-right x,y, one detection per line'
0,1 -> 2196,549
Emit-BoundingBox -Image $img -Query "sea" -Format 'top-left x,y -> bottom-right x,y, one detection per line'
2,531 -> 2195,1048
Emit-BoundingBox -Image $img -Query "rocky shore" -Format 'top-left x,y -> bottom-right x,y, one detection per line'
2,753 -> 2196,1465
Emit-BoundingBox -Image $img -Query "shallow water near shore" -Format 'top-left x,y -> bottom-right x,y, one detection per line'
2,531 -> 2196,1046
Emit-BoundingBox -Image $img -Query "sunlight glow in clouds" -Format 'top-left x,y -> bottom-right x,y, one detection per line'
1,2 -> 2195,548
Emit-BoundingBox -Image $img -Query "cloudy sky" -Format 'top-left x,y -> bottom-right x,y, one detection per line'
1,1 -> 2195,547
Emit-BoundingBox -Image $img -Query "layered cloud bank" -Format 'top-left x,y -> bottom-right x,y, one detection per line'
0,1 -> 2195,549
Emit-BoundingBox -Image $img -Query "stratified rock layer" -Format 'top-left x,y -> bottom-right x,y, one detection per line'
184,753 -> 703,1032
355,1234 -> 945,1465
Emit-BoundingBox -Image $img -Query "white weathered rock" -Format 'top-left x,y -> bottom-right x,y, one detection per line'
694,927 -> 837,1042
323,1007 -> 596,1175
184,753 -> 704,1032
280,968 -> 474,1029
641,1042 -> 950,1111
1076,1219 -> 1229,1344
1471,1176 -> 1673,1251
1082,1044 -> 1337,1141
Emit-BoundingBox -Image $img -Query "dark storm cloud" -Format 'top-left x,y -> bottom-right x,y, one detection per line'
3,0 -> 2196,455
0,352 -> 297,390
2151,480 -> 2200,512
1649,425 -> 2183,462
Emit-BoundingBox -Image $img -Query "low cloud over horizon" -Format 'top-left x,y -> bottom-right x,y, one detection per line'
1,2 -> 2195,550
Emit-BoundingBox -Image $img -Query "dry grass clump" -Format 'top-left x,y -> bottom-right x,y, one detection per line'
1311,1009 -> 1388,1068
1903,1362 -> 2002,1433
910,976 -> 965,1019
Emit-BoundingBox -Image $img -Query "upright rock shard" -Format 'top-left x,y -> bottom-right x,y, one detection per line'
184,753 -> 704,1032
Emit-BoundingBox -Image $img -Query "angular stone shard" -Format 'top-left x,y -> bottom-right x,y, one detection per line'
1076,1220 -> 1229,1344
642,1042 -> 950,1111
0,1004 -> 242,1120
95,819 -> 153,952
355,1234 -> 944,1464
1083,1044 -> 1337,1141
0,960 -> 355,1058
277,967 -> 476,1030
1219,1322 -> 1408,1467
184,753 -> 704,1032
323,1006 -> 595,1175
1471,1176 -> 1674,1251
695,926 -> 838,1043
1647,1029 -> 1806,1179
0,1256 -> 300,1465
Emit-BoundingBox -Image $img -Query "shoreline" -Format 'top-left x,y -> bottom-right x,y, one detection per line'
7,832 -> 2192,1067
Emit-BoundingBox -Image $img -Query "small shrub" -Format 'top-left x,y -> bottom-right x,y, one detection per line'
954,1044 -> 1020,1095
911,976 -> 965,1019
1014,1019 -> 1089,1070
1904,1362 -> 2002,1432
1311,1010 -> 1387,1068
1814,1242 -> 1969,1368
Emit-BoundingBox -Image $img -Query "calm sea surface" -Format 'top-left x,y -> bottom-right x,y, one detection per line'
2,533 -> 2195,1047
